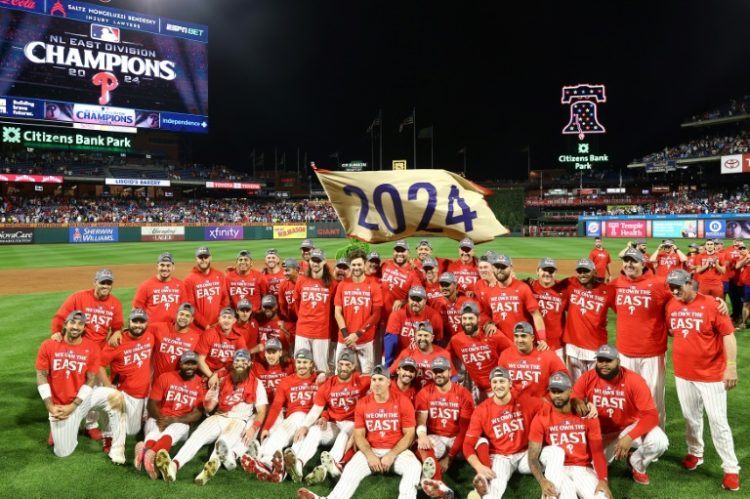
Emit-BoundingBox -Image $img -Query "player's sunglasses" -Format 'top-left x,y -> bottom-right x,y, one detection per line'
409,296 -> 424,302
98,280 -> 113,285
459,247 -> 472,253
439,282 -> 453,287
301,248 -> 312,252
540,267 -> 556,274
197,255 -> 210,260
575,268 -> 593,274
311,258 -> 323,263
494,264 -> 509,270
394,248 -> 408,253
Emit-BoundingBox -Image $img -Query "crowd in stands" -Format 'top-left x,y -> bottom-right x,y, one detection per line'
0,197 -> 339,224
687,95 -> 750,123
638,130 -> 750,163
590,189 -> 750,216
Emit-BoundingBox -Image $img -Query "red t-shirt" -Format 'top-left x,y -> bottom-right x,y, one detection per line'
588,248 -> 611,279
666,293 -> 735,382
498,347 -> 568,398
233,319 -> 260,351
133,276 -> 186,324
149,371 -> 205,417
415,382 -> 474,437
183,267 -> 228,329
389,345 -> 456,389
612,273 -> 672,356
529,280 -> 568,351
151,321 -> 202,380
562,279 -> 613,352
447,331 -> 512,391
385,305 -> 445,350
445,259 -> 480,294
195,326 -> 247,372
294,276 -> 336,340
262,373 -> 318,430
256,315 -> 291,357
313,373 -> 371,422
380,260 -> 422,314
355,391 -> 416,449
278,278 -> 298,332
51,289 -> 124,347
653,251 -> 683,277
251,361 -> 295,400
334,276 -> 384,343
100,330 -> 155,398
433,295 -> 476,338
477,278 -> 539,341
694,253 -> 726,285
216,373 -> 266,415
263,268 -> 285,298
224,269 -> 269,311
36,337 -> 100,405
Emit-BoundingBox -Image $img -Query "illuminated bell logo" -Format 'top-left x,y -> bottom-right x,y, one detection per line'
578,143 -> 589,154
562,84 -> 606,140
92,72 -> 119,105
2,127 -> 21,144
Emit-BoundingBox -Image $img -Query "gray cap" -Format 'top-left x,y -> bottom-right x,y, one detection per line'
234,349 -> 251,361
666,268 -> 692,287
283,258 -> 299,269
595,344 -> 619,360
415,320 -> 434,333
337,349 -> 356,363
95,268 -> 114,283
300,239 -> 314,249
688,243 -> 700,250
129,308 -> 148,321
575,258 -> 596,271
393,239 -> 409,250
538,257 -> 557,270
490,366 -> 511,380
495,254 -> 512,267
237,249 -> 251,258
295,348 -> 314,360
422,256 -> 438,269
513,321 -> 534,336
438,272 -> 457,284
460,301 -> 480,316
459,237 -> 475,249
430,356 -> 451,372
177,303 -> 194,314
195,246 -> 211,257
220,307 -> 236,318
310,248 -> 326,260
662,239 -> 675,247
398,357 -> 418,370
549,372 -> 573,391
65,310 -> 86,323
265,248 -> 279,255
180,351 -> 198,363
367,251 -> 381,262
261,294 -> 277,307
417,239 -> 432,248
265,337 -> 283,351
336,258 -> 350,269
372,364 -> 390,377
480,252 -> 500,265
157,252 -> 174,263
634,239 -> 647,245
236,298 -> 252,310
409,286 -> 427,299
622,248 -> 645,263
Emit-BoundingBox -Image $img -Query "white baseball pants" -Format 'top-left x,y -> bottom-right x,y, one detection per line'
259,411 -> 306,466
173,414 -> 246,468
483,447 -> 565,499
143,418 -> 191,446
619,354 -> 666,427
326,448 -> 422,499
565,344 -> 597,382
559,465 -> 608,499
293,420 -> 355,466
602,421 -> 668,472
123,392 -> 146,436
295,337 -> 331,373
335,341 -> 375,374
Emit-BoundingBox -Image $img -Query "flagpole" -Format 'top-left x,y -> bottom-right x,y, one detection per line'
431,126 -> 434,169
412,107 -> 417,169
370,122 -> 375,171
379,109 -> 383,171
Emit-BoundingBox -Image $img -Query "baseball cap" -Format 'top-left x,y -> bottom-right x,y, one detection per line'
65,310 -> 86,323
265,337 -> 282,351
95,268 -> 114,283
430,356 -> 451,372
621,248 -> 645,263
666,268 -> 692,287
367,251 -> 381,262
300,239 -> 314,249
372,364 -> 390,377
237,249 -> 251,258
408,286 -> 427,299
460,301 -> 480,316
417,239 -> 432,248
336,258 -> 350,269
513,321 -> 534,336
739,243 -> 748,250
177,303 -> 194,315
337,349 -> 356,363
688,243 -> 700,250
548,372 -> 573,391
234,349 -> 251,361
495,254 -> 512,267
265,248 -> 279,255
634,239 -> 646,245
459,237 -> 475,249
195,246 -> 211,257
662,239 -> 675,247
236,298 -> 252,310
415,320 -> 434,333
283,258 -> 299,269
480,252 -> 500,265
219,307 -> 236,318
422,256 -> 438,269
129,308 -> 148,321
595,344 -> 619,361
538,257 -> 557,270
575,258 -> 596,271
310,248 -> 325,260
438,272 -> 457,285
157,252 -> 174,263
398,357 -> 418,370
393,239 -> 409,250
261,295 -> 277,307
180,351 -> 198,363
490,366 -> 511,380
295,349 -> 314,361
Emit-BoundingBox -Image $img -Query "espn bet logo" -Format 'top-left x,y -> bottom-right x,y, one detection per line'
2,127 -> 21,144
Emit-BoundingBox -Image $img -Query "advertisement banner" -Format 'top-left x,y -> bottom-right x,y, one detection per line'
0,228 -> 34,244
725,219 -> 750,239
106,178 -> 171,187
604,220 -> 646,238
141,226 -> 185,242
585,220 -> 602,238
0,173 -> 63,183
705,219 -> 727,239
69,226 -> 118,243
652,220 -> 698,238
204,226 -> 243,241
273,224 -> 308,239
205,181 -> 262,190
720,154 -> 750,174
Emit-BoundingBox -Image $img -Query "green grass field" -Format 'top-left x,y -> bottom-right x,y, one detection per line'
0,236 -> 746,498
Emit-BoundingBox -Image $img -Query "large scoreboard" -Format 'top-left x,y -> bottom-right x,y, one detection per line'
0,0 -> 208,133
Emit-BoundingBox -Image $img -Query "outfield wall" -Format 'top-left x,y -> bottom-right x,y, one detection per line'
577,214 -> 750,239
0,222 -> 346,244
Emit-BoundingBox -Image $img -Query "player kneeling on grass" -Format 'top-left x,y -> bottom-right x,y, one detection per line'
36,310 -> 127,464
297,365 -> 421,499
154,349 -> 268,485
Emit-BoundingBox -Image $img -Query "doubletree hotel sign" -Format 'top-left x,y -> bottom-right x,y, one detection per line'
0,125 -> 132,153
558,83 -> 609,170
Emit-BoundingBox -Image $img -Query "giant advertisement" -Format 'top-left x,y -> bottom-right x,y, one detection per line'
0,228 -> 34,244
652,220 -> 697,238
604,220 -> 646,238
141,226 -> 184,242
0,1 -> 208,133
204,226 -> 243,241
69,226 -> 118,243
726,219 -> 750,239
273,224 -> 307,239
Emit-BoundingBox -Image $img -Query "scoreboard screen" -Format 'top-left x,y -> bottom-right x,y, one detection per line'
0,0 -> 208,133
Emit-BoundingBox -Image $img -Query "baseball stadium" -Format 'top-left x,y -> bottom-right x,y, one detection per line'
1,1 -> 749,499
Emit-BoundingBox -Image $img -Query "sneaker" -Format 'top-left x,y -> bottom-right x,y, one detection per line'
722,473 -> 741,492
304,465 -> 328,485
47,432 -> 54,447
102,437 -> 112,455
134,441 -> 146,470
284,448 -> 304,483
155,449 -> 176,482
144,449 -> 158,480
473,475 -> 490,496
681,454 -> 704,471
320,451 -> 341,478
298,488 -> 322,499
85,428 -> 103,441
270,450 -> 286,482
195,459 -> 220,486
422,457 -> 437,479
421,478 -> 455,499
215,439 -> 236,471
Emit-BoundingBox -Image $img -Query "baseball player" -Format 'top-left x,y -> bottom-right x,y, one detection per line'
528,372 -> 613,499
36,310 -> 126,464
385,286 -> 444,367
98,309 -> 155,438
195,307 -> 248,388
527,258 -> 569,359
445,237 -> 480,295
665,269 -> 740,492
498,321 -> 568,398
299,239 -> 315,275
648,239 -> 687,277
735,244 -> 750,328
241,349 -> 318,483
413,239 -> 448,274
390,321 -> 456,390
251,337 -> 295,401
618,239 -> 652,272
462,366 -> 567,499
234,298 -> 261,353
588,237 -> 612,282
256,294 -> 293,356
225,249 -> 269,311
334,258 -> 351,282
432,272 -> 475,337
685,243 -> 702,273
136,351 -> 205,479
183,246 -> 228,330
693,239 -> 727,298
392,356 -> 419,404
415,356 -> 474,499
293,248 -> 337,373
366,251 -> 382,279
154,349 -> 268,485
278,258 -> 300,340
262,248 -> 285,297
422,257 -> 444,303
722,238 -> 744,324
132,252 -> 186,324
297,364 -> 421,499
285,350 -> 371,484
150,303 -> 202,381
380,240 -> 423,316
334,249 -> 383,374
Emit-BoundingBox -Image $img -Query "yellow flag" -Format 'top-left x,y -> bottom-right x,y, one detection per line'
314,168 -> 508,243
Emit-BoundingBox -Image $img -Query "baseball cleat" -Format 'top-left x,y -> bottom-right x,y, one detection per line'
628,454 -> 649,485
246,439 -> 260,458
297,488 -> 322,499
144,449 -> 158,480
304,465 -> 328,485
215,438 -> 236,470
320,451 -> 341,478
722,473 -> 740,492
109,446 -> 126,465
473,475 -> 490,496
85,428 -> 103,441
422,456 -> 437,479
421,478 -> 455,499
195,458 -> 220,486
102,437 -> 112,455
284,448 -> 304,483
681,454 -> 704,471
155,449 -> 176,482
269,449 -> 286,482
240,454 -> 258,475
134,441 -> 146,470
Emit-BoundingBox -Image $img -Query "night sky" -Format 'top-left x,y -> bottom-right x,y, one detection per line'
119,0 -> 750,180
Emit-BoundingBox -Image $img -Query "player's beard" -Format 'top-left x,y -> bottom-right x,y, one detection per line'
462,323 -> 478,335
596,365 -> 619,380
231,367 -> 249,384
